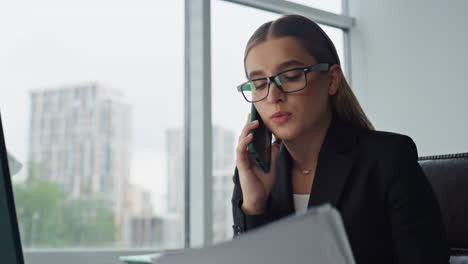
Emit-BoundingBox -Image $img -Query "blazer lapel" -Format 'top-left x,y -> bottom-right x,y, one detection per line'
268,115 -> 362,217
270,142 -> 295,217
308,116 -> 360,208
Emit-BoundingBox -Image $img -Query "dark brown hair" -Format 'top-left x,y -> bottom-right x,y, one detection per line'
244,14 -> 374,131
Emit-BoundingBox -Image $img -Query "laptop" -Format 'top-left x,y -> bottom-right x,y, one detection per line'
0,113 -> 25,264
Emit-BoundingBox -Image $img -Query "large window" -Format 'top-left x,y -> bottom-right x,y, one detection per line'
0,0 -> 352,261
211,0 -> 347,243
0,0 -> 185,251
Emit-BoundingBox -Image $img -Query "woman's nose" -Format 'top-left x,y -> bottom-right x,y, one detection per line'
266,80 -> 285,103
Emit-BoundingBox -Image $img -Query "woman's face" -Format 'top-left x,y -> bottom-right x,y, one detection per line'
245,36 -> 339,141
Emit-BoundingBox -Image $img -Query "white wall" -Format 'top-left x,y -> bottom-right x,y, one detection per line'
348,0 -> 468,156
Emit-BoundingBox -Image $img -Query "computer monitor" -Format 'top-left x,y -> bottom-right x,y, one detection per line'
0,113 -> 25,264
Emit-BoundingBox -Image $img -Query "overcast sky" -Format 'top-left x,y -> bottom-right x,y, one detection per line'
0,0 -> 342,214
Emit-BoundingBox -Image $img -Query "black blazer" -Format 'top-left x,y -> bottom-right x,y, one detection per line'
231,115 -> 449,264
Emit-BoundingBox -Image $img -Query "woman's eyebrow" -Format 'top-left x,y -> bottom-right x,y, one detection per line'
248,70 -> 266,80
247,60 -> 306,79
276,60 -> 306,71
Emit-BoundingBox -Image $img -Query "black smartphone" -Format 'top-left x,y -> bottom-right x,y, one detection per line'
248,104 -> 272,172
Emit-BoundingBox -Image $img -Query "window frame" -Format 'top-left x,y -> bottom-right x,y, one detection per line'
186,0 -> 355,249
17,0 -> 354,262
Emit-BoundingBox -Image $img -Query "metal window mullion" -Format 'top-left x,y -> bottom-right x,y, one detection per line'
184,0 -> 213,248
342,0 -> 352,85
222,0 -> 354,29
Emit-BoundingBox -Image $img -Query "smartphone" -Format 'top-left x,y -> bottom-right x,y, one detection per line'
248,104 -> 272,172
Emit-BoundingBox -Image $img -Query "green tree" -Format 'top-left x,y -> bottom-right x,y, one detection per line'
13,171 -> 118,248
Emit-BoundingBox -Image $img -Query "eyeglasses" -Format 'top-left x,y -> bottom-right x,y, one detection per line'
237,63 -> 330,103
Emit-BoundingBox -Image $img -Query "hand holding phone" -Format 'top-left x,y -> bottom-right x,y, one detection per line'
235,105 -> 280,215
248,104 -> 272,172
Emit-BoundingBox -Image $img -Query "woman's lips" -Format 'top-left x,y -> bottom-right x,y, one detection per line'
271,112 -> 292,124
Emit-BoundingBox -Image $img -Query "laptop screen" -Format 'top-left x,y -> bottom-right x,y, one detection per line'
0,114 -> 25,264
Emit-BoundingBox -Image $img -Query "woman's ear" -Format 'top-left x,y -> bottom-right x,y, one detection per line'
328,64 -> 342,95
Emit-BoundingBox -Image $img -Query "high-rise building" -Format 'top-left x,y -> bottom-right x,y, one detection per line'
165,128 -> 184,247
212,126 -> 235,243
28,83 -> 131,245
130,216 -> 163,248
213,167 -> 235,242
166,129 -> 184,215
127,184 -> 160,247
165,126 -> 236,244
212,126 -> 235,171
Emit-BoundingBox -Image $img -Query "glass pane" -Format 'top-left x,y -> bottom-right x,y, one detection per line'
319,24 -> 347,77
211,0 -> 280,244
211,2 -> 346,244
0,0 -> 185,250
287,0 -> 342,14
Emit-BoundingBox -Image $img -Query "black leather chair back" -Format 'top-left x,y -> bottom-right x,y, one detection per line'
418,153 -> 468,256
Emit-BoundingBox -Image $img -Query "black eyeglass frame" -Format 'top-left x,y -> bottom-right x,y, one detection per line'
237,63 -> 330,103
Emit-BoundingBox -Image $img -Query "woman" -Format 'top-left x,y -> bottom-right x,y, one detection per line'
231,14 -> 448,263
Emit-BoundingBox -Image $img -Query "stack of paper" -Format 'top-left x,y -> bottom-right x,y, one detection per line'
158,204 -> 355,264
119,253 -> 163,264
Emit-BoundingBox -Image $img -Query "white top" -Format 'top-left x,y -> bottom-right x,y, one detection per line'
293,194 -> 310,215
